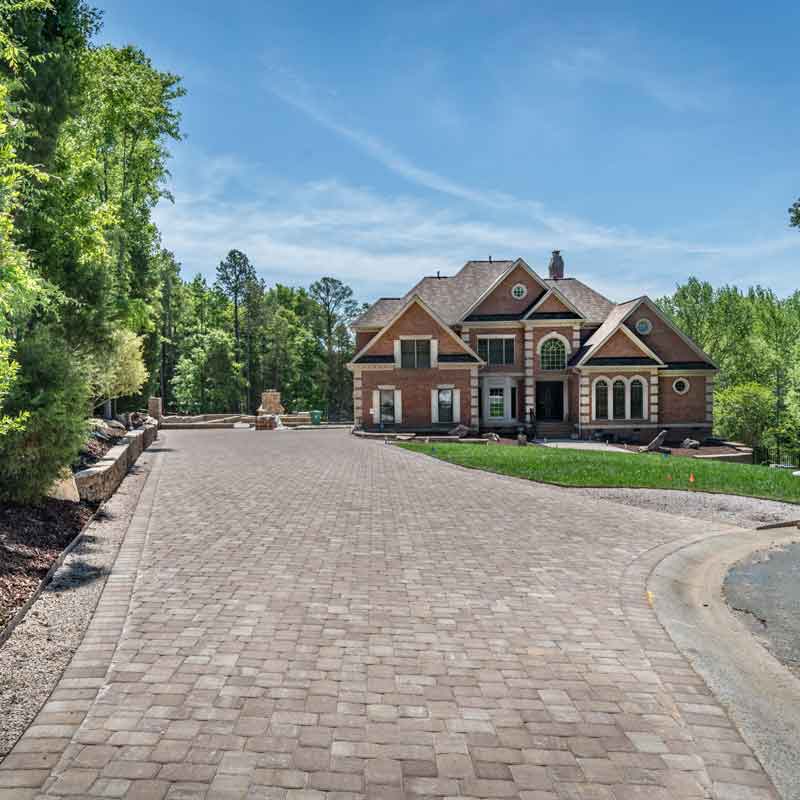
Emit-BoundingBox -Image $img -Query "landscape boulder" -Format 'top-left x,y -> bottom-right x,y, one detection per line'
448,424 -> 470,438
639,429 -> 668,453
681,438 -> 701,449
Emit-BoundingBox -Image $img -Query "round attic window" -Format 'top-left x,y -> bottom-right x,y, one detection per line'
635,318 -> 653,335
672,378 -> 690,395
511,283 -> 527,300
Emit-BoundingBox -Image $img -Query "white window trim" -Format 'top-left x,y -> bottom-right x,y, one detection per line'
511,282 -> 528,300
372,388 -> 402,424
431,387 -> 460,424
394,337 -> 438,368
635,317 -> 653,335
592,375 -> 649,421
537,332 -> 571,371
672,377 -> 691,395
477,334 -> 515,366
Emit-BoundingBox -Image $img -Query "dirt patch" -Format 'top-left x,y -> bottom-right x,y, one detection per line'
0,499 -> 95,629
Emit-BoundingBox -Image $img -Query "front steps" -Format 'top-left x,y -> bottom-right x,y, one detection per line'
536,421 -> 575,439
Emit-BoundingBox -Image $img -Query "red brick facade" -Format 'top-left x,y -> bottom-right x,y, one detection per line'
351,263 -> 716,437
359,368 -> 472,427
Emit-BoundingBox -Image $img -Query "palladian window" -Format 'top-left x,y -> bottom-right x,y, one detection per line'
540,339 -> 566,370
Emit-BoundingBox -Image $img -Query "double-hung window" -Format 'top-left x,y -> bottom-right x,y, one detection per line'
437,389 -> 454,424
477,337 -> 514,365
400,339 -> 431,369
379,390 -> 395,424
489,387 -> 505,418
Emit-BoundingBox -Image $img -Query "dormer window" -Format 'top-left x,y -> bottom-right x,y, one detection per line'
511,283 -> 528,300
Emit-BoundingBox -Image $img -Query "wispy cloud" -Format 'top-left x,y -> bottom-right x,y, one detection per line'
548,43 -> 726,113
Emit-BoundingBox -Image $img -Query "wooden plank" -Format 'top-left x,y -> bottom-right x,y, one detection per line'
755,520 -> 800,531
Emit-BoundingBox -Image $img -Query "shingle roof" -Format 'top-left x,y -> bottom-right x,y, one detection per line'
351,297 -> 404,327
353,262 -> 617,330
352,260 -> 511,328
544,278 -> 615,323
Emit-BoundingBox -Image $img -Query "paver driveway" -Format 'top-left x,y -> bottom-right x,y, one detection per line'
1,431 -> 777,799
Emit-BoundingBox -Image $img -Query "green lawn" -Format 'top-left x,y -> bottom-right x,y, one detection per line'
399,443 -> 800,504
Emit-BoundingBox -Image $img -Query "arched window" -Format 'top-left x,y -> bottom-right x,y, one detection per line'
630,379 -> 645,419
540,339 -> 566,370
613,380 -> 626,419
594,380 -> 608,419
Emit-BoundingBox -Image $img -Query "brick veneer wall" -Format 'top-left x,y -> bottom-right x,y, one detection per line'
359,368 -> 472,427
659,374 -> 707,423
355,330 -> 376,351
593,329 -> 651,358
535,293 -> 572,314
624,311 -> 700,362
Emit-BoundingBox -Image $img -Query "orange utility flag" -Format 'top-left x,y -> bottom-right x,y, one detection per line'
689,473 -> 695,483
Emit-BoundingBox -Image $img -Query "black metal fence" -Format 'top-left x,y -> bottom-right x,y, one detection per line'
753,443 -> 800,467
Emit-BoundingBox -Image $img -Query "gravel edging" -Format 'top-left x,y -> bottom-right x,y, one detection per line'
0,448 -> 156,762
567,485 -> 800,529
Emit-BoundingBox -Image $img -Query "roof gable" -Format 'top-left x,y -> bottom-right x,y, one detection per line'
576,299 -> 665,367
622,298 -> 717,367
461,259 -> 548,321
592,329 -> 654,359
349,295 -> 483,365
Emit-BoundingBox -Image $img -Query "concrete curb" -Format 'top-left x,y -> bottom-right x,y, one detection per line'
649,529 -> 800,800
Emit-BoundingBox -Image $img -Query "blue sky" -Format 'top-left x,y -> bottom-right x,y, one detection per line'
95,1 -> 799,305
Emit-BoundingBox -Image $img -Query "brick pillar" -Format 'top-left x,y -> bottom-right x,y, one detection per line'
470,367 -> 480,429
148,396 -> 162,424
523,327 -> 535,419
649,372 -> 659,423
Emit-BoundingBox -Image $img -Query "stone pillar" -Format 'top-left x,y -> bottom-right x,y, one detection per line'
352,368 -> 363,425
579,375 -> 590,431
470,367 -> 480,429
148,396 -> 162,424
649,372 -> 659,423
523,327 -> 535,419
258,390 -> 285,416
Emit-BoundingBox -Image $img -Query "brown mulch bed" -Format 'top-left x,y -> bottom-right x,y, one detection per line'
0,499 -> 95,630
618,443 -> 746,458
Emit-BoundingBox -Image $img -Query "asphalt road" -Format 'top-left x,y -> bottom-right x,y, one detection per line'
725,540 -> 800,679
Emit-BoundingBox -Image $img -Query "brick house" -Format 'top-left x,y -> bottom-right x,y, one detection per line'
349,253 -> 717,442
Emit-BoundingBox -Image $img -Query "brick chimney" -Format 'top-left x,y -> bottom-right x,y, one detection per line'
548,250 -> 564,279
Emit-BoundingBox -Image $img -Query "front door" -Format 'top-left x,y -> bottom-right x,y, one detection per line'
536,381 -> 564,421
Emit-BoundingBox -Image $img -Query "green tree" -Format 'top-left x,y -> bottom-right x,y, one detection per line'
714,382 -> 775,447
0,330 -> 90,503
88,329 -> 147,411
309,276 -> 359,417
790,197 -> 800,229
171,329 -> 243,414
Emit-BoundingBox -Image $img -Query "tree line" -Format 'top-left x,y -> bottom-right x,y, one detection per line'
0,1 -> 361,503
657,281 -> 800,450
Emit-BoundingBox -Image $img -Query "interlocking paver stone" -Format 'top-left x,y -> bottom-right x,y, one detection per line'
1,430 -> 780,798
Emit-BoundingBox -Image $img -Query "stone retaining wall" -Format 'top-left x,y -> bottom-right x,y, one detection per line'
74,424 -> 158,502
